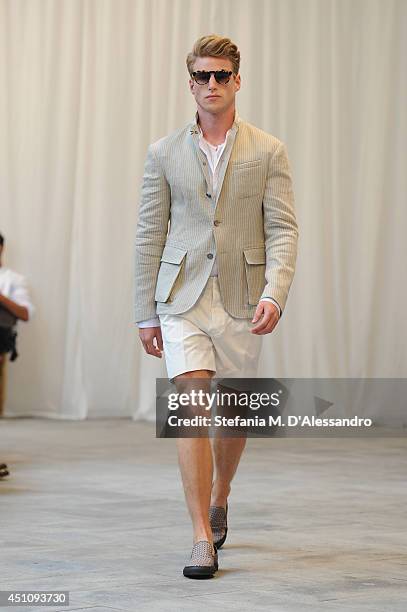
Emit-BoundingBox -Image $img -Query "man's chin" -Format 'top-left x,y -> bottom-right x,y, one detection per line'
200,102 -> 226,115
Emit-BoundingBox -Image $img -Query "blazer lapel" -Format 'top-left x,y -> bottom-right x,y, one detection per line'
187,112 -> 241,214
188,126 -> 213,211
213,124 -> 239,211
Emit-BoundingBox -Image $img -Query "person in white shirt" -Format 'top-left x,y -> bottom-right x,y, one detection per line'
0,232 -> 34,418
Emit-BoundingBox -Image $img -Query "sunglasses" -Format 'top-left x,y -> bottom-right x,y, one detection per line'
191,70 -> 234,85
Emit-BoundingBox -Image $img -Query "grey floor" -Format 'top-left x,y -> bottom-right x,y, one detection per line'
1,418 -> 407,612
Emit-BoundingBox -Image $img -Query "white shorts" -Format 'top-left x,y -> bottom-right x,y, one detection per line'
159,277 -> 263,383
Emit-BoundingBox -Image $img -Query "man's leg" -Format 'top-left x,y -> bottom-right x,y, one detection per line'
208,279 -> 263,512
210,383 -> 248,508
174,369 -> 215,546
210,437 -> 246,508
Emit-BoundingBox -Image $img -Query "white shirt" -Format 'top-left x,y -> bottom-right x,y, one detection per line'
0,267 -> 34,320
138,114 -> 280,327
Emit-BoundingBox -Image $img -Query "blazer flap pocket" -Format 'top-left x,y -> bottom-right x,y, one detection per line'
160,245 -> 187,264
244,248 -> 266,265
232,159 -> 262,169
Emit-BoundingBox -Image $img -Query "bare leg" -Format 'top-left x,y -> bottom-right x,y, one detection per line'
174,369 -> 215,545
210,437 -> 247,508
210,383 -> 248,508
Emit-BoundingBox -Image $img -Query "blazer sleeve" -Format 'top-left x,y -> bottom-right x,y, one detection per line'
261,142 -> 299,314
134,144 -> 171,322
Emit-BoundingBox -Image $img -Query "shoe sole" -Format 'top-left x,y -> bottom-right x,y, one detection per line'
183,564 -> 217,579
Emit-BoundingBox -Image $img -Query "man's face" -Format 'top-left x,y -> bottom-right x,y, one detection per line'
189,56 -> 241,116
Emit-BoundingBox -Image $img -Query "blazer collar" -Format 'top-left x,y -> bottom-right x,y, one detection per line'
189,109 -> 241,137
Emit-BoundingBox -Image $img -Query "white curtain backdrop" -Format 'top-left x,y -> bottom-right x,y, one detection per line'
1,0 -> 406,420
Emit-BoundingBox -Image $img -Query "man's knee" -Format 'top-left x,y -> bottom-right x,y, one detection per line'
174,369 -> 215,381
173,370 -> 214,421
173,369 -> 214,398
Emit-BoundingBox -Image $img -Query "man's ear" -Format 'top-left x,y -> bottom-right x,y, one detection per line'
235,73 -> 241,92
189,78 -> 194,93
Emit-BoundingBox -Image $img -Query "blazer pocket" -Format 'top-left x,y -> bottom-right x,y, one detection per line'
243,248 -> 266,305
231,162 -> 264,198
155,245 -> 187,303
232,159 -> 262,168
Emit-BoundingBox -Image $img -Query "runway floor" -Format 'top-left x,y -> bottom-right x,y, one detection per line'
1,418 -> 406,611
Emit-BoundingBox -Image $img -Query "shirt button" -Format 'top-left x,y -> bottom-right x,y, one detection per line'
214,220 -> 220,226
207,253 -> 214,259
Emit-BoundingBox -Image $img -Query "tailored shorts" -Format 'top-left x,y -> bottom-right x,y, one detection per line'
158,277 -> 263,383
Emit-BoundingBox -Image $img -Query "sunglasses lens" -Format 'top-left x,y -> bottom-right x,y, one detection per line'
194,71 -> 211,84
215,71 -> 231,84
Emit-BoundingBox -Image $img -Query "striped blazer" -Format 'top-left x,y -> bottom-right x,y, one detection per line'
134,114 -> 298,322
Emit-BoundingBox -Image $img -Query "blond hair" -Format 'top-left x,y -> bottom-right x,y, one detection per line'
186,35 -> 240,75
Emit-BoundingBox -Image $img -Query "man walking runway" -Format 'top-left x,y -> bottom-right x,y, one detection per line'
134,35 -> 298,578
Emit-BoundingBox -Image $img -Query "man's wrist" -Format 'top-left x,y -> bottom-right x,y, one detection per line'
260,297 -> 281,317
137,316 -> 160,328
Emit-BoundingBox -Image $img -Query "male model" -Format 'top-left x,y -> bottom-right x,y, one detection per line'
134,35 -> 298,578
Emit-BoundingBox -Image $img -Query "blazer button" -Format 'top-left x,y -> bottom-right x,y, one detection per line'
214,220 -> 220,226
206,193 -> 212,198
207,253 -> 214,259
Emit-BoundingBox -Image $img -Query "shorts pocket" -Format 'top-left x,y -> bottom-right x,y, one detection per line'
243,248 -> 266,305
155,245 -> 187,303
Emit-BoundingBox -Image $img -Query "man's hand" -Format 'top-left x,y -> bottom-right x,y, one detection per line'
250,300 -> 280,335
0,293 -> 29,321
139,326 -> 163,358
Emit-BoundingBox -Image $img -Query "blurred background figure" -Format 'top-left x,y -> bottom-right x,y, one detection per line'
0,232 -> 34,418
0,462 -> 9,479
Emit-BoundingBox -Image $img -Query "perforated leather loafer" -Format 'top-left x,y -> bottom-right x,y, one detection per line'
183,540 -> 218,578
209,501 -> 228,549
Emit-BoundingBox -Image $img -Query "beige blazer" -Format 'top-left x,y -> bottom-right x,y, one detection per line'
134,115 -> 298,322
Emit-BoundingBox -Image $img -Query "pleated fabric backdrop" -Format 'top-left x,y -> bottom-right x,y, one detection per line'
1,0 -> 406,419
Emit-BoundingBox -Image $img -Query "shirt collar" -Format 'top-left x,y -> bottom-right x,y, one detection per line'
189,109 -> 241,137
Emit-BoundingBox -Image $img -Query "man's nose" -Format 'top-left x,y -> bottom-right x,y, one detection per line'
208,74 -> 218,89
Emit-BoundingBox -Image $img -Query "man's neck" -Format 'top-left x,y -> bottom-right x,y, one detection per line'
197,105 -> 236,146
